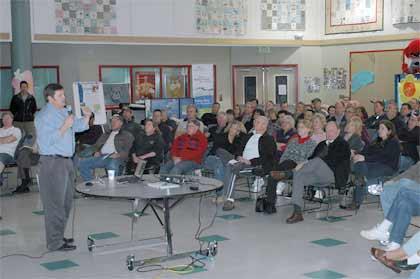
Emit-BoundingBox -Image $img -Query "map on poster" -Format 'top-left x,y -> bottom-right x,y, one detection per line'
324,68 -> 347,90
392,0 -> 420,24
73,81 -> 107,125
261,0 -> 305,31
55,0 -> 117,34
304,77 -> 321,93
326,0 -> 383,34
195,0 -> 248,35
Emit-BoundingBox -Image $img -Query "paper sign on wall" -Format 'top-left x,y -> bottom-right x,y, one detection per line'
278,84 -> 287,95
73,81 -> 107,125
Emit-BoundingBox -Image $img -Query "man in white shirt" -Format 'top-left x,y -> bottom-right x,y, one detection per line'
221,116 -> 277,211
0,112 -> 22,186
78,114 -> 134,181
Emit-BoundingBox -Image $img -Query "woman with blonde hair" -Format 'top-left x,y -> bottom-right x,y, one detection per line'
343,116 -> 365,155
310,113 -> 326,144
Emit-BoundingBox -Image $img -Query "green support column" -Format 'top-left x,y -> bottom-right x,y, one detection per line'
11,0 -> 32,77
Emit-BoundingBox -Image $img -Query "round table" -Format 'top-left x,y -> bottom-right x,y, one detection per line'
76,174 -> 223,256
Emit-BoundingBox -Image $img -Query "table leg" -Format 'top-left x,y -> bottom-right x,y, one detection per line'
163,198 -> 173,256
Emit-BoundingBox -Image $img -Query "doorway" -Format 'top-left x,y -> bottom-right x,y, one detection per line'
232,65 -> 298,106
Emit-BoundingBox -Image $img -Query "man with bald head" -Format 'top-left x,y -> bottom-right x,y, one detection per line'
222,116 -> 277,211
286,121 -> 351,224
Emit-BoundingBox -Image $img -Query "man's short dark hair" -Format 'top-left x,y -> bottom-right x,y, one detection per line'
153,109 -> 162,113
402,103 -> 412,110
226,109 -> 234,115
311,98 -> 321,103
213,102 -> 220,106
44,83 -> 63,102
20,80 -> 28,87
250,98 -> 259,105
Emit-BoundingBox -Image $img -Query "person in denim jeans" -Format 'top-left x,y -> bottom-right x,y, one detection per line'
361,164 -> 420,251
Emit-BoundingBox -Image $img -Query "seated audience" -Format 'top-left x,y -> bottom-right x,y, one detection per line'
280,101 -> 289,112
348,120 -> 401,210
160,119 -> 207,175
286,121 -> 351,224
400,103 -> 412,124
294,102 -> 305,120
264,119 -> 317,214
355,106 -> 369,122
399,112 -> 420,172
161,110 -> 177,136
13,143 -> 39,194
241,102 -> 255,130
343,116 -> 365,154
385,101 -> 407,136
75,113 -> 103,157
175,104 -> 205,136
78,114 -> 134,181
326,105 -> 336,121
201,102 -> 220,127
245,109 -> 265,132
365,100 -> 386,130
310,113 -> 326,144
409,98 -> 419,114
152,109 -> 173,152
275,115 -> 297,155
222,116 -> 276,211
207,112 -> 228,142
233,104 -> 242,121
131,119 -> 164,173
304,109 -> 314,121
121,107 -> 143,139
203,121 -> 246,197
331,101 -> 347,133
360,162 -> 420,252
371,230 -> 420,278
0,112 -> 22,186
265,101 -> 275,114
311,98 -> 327,116
226,109 -> 235,125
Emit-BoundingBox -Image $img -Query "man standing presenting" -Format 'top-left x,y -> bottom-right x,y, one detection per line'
35,83 -> 91,251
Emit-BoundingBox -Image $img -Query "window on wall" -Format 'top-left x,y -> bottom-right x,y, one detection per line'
0,66 -> 59,110
99,65 -> 191,107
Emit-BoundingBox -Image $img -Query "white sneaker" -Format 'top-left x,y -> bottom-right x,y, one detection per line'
360,225 -> 389,242
384,242 -> 400,252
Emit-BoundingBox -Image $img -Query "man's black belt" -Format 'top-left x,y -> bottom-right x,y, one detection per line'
41,154 -> 72,159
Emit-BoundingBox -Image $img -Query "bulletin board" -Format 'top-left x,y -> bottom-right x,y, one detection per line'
349,49 -> 403,114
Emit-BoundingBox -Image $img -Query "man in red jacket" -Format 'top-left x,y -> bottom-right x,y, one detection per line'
159,119 -> 208,175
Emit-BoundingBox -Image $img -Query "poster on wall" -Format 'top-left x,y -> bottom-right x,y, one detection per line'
163,68 -> 188,98
103,83 -> 130,108
195,0 -> 248,35
261,0 -> 305,31
73,81 -> 107,125
324,67 -> 347,90
396,74 -> 420,106
391,0 -> 420,24
275,76 -> 288,103
325,0 -> 383,34
192,64 -> 214,98
194,96 -> 213,117
150,99 -> 180,119
55,0 -> 118,34
134,72 -> 156,101
304,77 -> 321,93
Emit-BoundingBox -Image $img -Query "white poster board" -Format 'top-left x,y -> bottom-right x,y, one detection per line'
192,64 -> 214,98
73,81 -> 107,125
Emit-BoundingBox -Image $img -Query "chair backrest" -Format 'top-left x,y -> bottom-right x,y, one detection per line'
13,128 -> 27,159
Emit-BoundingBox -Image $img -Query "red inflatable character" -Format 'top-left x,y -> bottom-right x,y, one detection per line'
402,39 -> 420,74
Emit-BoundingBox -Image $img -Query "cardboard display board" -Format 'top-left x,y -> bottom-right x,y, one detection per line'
350,49 -> 403,114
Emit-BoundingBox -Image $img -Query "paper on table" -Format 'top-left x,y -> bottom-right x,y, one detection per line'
228,159 -> 239,165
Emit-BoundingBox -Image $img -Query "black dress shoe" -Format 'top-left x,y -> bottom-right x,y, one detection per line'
63,237 -> 74,244
263,203 -> 277,214
12,186 -> 30,194
395,260 -> 419,270
56,243 -> 76,251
